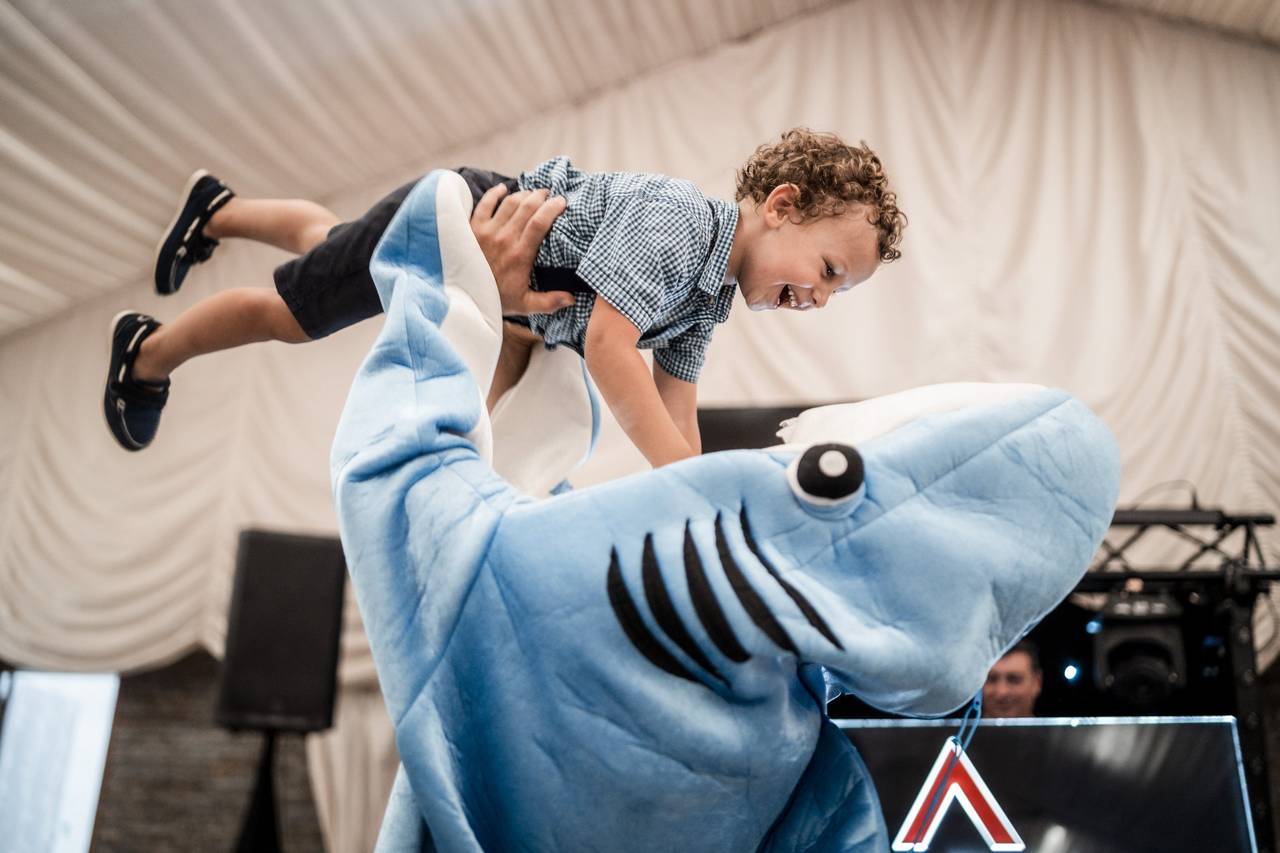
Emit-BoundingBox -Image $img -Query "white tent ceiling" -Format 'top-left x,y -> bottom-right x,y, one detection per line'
1,0 -> 1278,342
5,5 -> 1279,844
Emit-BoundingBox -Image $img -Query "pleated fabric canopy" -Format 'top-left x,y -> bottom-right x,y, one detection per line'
2,0 -> 1279,338
2,1 -> 1278,850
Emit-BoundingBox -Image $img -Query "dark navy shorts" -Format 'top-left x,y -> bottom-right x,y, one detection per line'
274,167 -> 519,340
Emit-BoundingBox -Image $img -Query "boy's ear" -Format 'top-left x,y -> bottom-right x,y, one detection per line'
763,184 -> 800,227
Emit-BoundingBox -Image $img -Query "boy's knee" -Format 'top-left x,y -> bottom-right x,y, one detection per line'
246,289 -> 309,343
300,220 -> 337,252
274,310 -> 311,344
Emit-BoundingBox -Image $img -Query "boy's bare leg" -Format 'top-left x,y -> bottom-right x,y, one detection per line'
139,187 -> 567,389
204,197 -> 340,255
130,196 -> 340,383
131,288 -> 309,383
487,322 -> 542,411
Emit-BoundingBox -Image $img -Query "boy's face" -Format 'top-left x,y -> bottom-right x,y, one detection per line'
737,188 -> 881,312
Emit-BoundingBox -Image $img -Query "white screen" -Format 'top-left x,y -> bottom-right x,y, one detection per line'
0,671 -> 120,853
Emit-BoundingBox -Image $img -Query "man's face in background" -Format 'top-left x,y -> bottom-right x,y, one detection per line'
983,650 -> 1043,718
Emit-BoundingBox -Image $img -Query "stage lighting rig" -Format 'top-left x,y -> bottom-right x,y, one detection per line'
1092,589 -> 1186,709
1073,505 -> 1277,846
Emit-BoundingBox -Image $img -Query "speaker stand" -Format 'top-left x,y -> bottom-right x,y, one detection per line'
235,730 -> 282,853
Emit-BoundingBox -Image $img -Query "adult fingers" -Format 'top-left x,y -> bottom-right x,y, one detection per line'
517,290 -> 576,314
472,183 -> 509,223
490,188 -> 533,227
502,188 -> 550,234
522,194 -> 566,248
509,186 -> 550,233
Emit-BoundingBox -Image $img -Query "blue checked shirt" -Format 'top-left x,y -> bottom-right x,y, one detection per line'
516,157 -> 739,383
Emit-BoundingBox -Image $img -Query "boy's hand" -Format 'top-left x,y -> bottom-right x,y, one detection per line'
471,185 -> 573,316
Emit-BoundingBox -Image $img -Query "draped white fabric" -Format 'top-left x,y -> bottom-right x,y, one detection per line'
3,1 -> 1279,850
3,0 -> 1277,341
1102,0 -> 1280,44
0,0 -> 838,338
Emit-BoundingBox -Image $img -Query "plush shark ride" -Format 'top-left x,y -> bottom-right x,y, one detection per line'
331,171 -> 1121,852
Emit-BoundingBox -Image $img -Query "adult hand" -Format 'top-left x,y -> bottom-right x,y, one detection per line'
471,185 -> 573,316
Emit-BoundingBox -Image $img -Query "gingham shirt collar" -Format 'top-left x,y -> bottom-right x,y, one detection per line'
695,198 -> 739,322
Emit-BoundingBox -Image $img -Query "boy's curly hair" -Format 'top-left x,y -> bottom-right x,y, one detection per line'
736,128 -> 906,263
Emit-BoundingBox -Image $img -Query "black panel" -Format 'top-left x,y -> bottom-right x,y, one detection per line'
843,718 -> 1255,853
696,406 -> 818,453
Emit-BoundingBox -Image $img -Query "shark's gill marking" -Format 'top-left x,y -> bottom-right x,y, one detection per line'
682,523 -> 750,663
609,515 -> 822,682
641,534 -> 728,686
714,513 -> 798,655
607,548 -> 698,684
739,509 -> 844,651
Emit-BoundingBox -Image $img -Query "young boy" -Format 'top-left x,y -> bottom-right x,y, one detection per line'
104,128 -> 906,467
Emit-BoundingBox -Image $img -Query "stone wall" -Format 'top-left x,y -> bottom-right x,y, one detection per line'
89,650 -> 324,852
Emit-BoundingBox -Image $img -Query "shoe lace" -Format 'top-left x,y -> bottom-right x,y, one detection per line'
188,230 -> 220,264
115,379 -> 170,406
113,317 -> 171,403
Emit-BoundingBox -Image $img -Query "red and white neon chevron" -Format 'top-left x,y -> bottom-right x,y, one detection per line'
891,739 -> 1026,852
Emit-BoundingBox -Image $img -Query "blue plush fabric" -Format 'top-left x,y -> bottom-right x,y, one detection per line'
332,171 -> 1121,852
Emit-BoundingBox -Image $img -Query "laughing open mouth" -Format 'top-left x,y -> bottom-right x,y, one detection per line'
776,285 -> 799,309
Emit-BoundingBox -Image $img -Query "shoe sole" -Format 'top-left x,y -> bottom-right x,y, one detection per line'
154,169 -> 210,295
103,310 -> 146,451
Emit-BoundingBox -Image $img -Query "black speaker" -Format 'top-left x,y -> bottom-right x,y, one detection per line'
216,530 -> 346,733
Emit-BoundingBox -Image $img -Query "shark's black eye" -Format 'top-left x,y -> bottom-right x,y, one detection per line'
791,443 -> 864,505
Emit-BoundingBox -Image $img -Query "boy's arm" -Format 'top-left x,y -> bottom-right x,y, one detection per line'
654,362 -> 700,455
584,298 -> 695,467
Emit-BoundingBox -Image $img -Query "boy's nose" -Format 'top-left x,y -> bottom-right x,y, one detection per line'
812,288 -> 830,309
